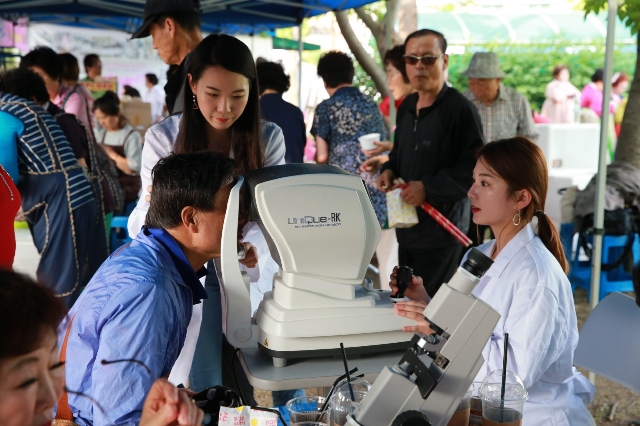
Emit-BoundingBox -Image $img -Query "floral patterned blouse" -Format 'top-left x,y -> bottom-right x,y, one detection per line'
311,86 -> 388,226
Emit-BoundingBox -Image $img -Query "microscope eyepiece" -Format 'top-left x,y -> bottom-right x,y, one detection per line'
460,248 -> 493,279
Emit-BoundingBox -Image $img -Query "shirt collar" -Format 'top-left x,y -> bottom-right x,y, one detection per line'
143,226 -> 208,304
334,85 -> 357,96
480,223 -> 536,279
496,83 -> 508,101
409,84 -> 449,116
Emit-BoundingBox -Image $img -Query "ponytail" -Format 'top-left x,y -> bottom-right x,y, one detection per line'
534,210 -> 568,274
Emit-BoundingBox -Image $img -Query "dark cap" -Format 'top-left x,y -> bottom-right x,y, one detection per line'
130,0 -> 201,39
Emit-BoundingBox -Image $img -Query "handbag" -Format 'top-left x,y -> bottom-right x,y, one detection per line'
386,188 -> 419,228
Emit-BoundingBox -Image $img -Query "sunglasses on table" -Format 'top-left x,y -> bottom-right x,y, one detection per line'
403,54 -> 444,66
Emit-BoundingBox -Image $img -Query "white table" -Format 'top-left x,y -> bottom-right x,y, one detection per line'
238,347 -> 405,391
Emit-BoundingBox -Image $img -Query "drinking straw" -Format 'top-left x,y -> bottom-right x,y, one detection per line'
395,179 -> 472,247
340,343 -> 356,401
501,333 -> 510,423
319,369 -> 361,414
501,333 -> 509,400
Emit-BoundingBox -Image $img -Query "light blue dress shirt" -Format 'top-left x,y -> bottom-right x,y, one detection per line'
61,227 -> 207,426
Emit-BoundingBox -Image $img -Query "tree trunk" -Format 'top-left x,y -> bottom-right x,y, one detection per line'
614,32 -> 640,167
397,0 -> 417,42
335,10 -> 389,98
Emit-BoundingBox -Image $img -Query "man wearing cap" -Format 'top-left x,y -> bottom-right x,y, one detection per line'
377,29 -> 484,298
130,0 -> 202,115
462,52 -> 538,143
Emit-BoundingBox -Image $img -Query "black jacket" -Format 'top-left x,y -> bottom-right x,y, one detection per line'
383,85 -> 484,249
164,53 -> 191,116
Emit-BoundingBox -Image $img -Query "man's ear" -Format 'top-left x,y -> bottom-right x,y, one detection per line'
164,17 -> 177,39
442,53 -> 449,71
181,206 -> 198,232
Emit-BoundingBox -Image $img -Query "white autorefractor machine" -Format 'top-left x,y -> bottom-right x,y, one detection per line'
216,164 -> 415,367
347,248 -> 500,426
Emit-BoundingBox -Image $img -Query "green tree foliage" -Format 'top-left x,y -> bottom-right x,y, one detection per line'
447,42 -> 636,111
352,40 -> 635,111
583,0 -> 640,35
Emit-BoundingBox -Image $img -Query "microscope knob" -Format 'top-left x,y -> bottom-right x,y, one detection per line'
395,266 -> 413,298
391,410 -> 431,426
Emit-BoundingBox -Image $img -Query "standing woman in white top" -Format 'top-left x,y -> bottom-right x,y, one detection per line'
391,137 -> 595,425
93,91 -> 143,209
127,33 -> 285,394
143,73 -> 166,123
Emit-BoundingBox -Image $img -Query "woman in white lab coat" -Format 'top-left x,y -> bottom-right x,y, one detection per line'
391,137 -> 596,425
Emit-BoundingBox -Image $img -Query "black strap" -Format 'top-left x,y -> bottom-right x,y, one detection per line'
579,232 -> 635,272
60,84 -> 79,110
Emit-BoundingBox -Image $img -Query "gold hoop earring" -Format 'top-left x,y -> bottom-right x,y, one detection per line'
192,94 -> 199,110
512,210 -> 521,226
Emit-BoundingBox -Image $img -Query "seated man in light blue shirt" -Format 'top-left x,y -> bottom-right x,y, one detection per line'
59,151 -> 255,425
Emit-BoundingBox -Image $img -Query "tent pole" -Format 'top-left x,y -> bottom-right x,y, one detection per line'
588,0 -> 617,384
386,5 -> 396,132
298,22 -> 303,108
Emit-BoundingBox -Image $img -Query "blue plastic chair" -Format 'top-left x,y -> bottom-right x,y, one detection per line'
567,225 -> 638,301
559,223 -> 575,263
110,215 -> 132,251
109,201 -> 138,251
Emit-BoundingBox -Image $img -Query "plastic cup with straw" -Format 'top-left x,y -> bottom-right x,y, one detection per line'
479,333 -> 528,425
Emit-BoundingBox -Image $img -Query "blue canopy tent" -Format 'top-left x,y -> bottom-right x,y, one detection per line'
0,0 -> 375,34
0,0 -> 374,103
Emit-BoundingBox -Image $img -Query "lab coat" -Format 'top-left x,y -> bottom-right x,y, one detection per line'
469,224 -> 595,426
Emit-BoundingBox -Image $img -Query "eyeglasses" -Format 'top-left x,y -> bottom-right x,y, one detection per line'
403,54 -> 444,66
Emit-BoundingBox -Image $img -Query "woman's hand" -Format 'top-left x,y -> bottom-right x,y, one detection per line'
238,242 -> 258,268
360,155 -> 389,174
139,378 -> 204,426
394,300 -> 436,334
389,266 -> 430,303
361,141 -> 393,157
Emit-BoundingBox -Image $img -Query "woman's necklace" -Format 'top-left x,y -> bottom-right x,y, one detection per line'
0,165 -> 14,201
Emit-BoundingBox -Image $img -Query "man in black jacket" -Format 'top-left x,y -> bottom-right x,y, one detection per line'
131,0 -> 203,115
378,29 -> 485,297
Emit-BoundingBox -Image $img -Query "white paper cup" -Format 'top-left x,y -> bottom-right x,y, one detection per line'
358,133 -> 380,151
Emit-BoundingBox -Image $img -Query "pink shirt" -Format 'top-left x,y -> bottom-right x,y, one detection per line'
53,84 -> 97,137
541,79 -> 580,123
580,82 -> 615,117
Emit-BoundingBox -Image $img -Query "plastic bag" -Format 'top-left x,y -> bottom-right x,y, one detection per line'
386,188 -> 419,228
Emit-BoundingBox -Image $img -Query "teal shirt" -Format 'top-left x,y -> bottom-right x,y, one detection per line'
0,110 -> 23,182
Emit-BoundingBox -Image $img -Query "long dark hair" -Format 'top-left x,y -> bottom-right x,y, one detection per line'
176,33 -> 263,174
478,137 -> 568,273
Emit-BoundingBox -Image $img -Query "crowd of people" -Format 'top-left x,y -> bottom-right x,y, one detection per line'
1,0 -> 633,424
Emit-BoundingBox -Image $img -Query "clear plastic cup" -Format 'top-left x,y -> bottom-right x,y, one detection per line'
446,383 -> 473,426
358,133 -> 381,151
469,382 -> 483,425
333,377 -> 371,402
329,390 -> 367,426
286,395 -> 329,425
479,370 -> 528,426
